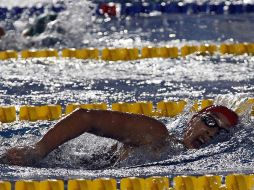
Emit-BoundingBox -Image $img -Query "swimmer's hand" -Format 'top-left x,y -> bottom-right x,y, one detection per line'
0,146 -> 42,166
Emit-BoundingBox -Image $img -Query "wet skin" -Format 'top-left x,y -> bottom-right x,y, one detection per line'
183,111 -> 232,149
0,108 -> 233,166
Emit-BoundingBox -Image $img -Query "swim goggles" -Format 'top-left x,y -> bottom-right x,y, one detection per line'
201,114 -> 229,133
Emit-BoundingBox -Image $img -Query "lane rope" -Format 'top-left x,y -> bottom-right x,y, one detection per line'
1,1 -> 254,21
0,174 -> 254,190
0,43 -> 254,61
0,98 -> 253,123
97,2 -> 254,16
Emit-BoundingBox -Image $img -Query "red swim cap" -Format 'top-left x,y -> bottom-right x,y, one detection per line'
199,105 -> 239,127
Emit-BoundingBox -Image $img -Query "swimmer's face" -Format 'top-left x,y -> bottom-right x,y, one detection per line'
183,111 -> 232,149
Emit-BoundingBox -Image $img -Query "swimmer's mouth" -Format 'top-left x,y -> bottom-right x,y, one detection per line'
192,138 -> 206,149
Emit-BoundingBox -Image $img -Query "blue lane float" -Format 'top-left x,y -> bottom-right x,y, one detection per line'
96,2 -> 254,16
208,3 -> 224,14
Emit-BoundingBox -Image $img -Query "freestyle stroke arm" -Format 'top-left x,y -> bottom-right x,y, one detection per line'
1,109 -> 169,166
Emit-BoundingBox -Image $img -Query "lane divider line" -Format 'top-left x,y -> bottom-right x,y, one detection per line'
1,174 -> 254,190
1,2 -> 253,21
0,43 -> 253,61
0,98 -> 253,123
97,2 -> 254,16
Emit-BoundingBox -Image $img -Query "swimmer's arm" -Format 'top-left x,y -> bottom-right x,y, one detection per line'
35,109 -> 169,158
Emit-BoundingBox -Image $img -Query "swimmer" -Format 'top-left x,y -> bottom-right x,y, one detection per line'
22,13 -> 58,37
0,105 -> 238,166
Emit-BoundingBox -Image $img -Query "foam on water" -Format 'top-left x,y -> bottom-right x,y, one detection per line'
0,0 -> 254,180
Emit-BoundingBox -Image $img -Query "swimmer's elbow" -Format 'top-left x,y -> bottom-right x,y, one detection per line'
152,122 -> 169,143
69,108 -> 93,124
71,107 -> 89,115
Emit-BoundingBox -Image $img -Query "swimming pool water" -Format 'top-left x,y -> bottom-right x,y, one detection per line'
0,0 -> 254,180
